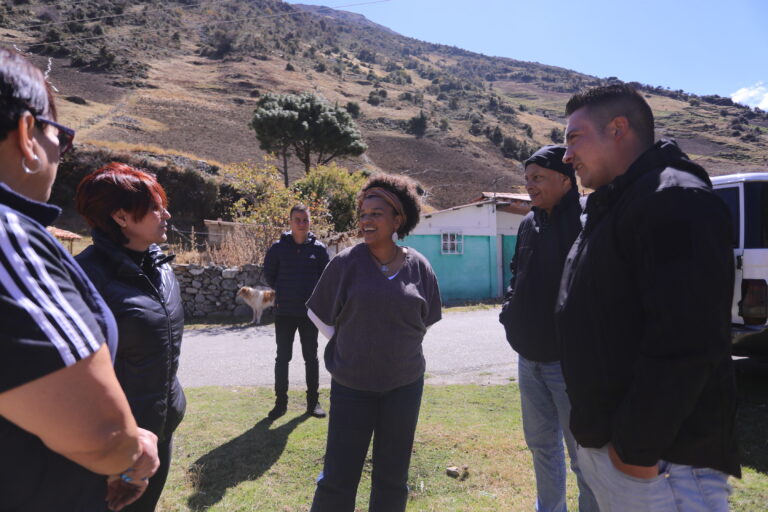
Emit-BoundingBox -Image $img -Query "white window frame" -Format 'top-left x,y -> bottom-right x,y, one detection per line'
441,231 -> 464,255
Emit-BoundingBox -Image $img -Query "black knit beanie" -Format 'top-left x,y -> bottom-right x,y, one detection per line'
524,145 -> 576,187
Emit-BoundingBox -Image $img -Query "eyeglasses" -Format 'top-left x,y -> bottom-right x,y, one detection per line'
35,116 -> 76,156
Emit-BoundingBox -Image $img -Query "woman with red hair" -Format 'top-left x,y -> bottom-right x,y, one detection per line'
75,163 -> 186,512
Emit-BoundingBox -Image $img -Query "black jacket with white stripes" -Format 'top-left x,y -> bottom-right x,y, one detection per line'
0,182 -> 117,511
77,230 -> 186,443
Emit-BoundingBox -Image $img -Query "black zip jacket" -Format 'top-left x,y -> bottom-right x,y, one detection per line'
76,230 -> 186,442
499,187 -> 581,362
263,231 -> 330,316
555,140 -> 740,477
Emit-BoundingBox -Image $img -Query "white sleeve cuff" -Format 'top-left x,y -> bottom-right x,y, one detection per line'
307,308 -> 335,339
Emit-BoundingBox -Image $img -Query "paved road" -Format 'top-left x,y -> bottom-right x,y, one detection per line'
177,308 -> 518,388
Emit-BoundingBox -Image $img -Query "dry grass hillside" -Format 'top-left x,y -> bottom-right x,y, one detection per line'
2,0 -> 766,213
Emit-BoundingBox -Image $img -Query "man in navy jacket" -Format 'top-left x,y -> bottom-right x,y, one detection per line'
557,84 -> 739,511
263,205 -> 330,419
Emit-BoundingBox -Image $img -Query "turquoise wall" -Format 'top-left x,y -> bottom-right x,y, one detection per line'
501,235 -> 518,293
403,234 -> 501,302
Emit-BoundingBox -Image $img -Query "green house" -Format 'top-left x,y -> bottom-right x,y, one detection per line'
402,193 -> 531,303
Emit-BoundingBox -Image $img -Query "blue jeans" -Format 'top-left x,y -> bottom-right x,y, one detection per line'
577,444 -> 731,512
310,377 -> 424,512
518,357 -> 598,512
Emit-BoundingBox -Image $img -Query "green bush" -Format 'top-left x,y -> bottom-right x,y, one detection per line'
367,91 -> 381,106
408,111 -> 428,138
293,164 -> 367,232
345,101 -> 361,118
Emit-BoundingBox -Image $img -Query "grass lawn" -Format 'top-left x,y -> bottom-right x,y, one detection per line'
158,379 -> 768,511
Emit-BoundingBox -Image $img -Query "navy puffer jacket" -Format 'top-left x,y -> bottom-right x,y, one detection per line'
76,230 -> 186,442
263,231 -> 330,316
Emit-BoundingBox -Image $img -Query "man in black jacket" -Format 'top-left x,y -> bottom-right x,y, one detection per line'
500,146 -> 597,512
557,84 -> 740,511
263,204 -> 330,419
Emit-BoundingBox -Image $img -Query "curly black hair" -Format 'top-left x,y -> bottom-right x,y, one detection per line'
357,173 -> 422,239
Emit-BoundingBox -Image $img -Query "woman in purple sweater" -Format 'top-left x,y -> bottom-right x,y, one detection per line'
307,174 -> 442,512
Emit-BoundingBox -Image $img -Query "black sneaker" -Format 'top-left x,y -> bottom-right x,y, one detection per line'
268,401 -> 287,420
308,402 -> 326,418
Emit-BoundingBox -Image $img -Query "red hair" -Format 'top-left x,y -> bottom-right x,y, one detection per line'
75,162 -> 168,244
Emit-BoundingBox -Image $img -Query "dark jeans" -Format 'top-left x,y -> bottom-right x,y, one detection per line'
310,376 -> 424,512
274,314 -> 320,403
121,436 -> 173,512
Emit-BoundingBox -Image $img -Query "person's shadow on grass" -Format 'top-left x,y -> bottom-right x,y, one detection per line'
187,414 -> 309,510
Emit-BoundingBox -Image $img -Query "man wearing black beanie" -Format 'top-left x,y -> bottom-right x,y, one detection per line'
499,145 -> 597,511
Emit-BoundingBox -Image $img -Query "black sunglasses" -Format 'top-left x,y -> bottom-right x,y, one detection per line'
36,116 -> 76,156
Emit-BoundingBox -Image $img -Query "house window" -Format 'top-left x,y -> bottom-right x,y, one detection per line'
441,232 -> 463,254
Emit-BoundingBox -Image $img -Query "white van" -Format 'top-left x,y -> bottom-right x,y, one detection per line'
712,173 -> 768,357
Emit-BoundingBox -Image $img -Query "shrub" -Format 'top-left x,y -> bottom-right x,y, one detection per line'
487,126 -> 503,146
357,48 -> 376,63
408,111 -> 428,137
345,101 -> 361,118
501,136 -> 534,161
469,120 -> 483,136
550,127 -> 564,143
367,91 -> 381,106
293,164 -> 367,232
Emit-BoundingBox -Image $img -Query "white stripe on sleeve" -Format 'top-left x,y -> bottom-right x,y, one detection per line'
7,213 -> 101,353
0,212 -> 88,364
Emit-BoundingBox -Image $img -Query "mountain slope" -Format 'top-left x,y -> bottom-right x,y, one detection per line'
1,0 -> 765,211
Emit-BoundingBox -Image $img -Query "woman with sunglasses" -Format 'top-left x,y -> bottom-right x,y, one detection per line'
75,163 -> 185,512
0,49 -> 159,511
307,174 -> 442,512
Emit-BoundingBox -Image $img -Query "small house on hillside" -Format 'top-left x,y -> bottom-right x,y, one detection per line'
402,193 -> 531,303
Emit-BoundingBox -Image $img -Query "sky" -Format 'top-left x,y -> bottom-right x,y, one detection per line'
286,0 -> 768,109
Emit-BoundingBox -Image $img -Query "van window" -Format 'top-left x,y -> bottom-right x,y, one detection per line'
744,182 -> 768,248
714,186 -> 740,247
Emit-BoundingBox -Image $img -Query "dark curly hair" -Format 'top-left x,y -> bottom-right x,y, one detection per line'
357,174 -> 422,239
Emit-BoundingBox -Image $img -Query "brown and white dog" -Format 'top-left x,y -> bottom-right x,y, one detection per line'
236,286 -> 276,324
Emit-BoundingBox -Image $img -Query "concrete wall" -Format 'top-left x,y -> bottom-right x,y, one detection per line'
173,263 -> 268,319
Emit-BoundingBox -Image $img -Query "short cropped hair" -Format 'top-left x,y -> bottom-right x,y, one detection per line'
357,174 -> 422,239
289,204 -> 309,218
0,48 -> 57,141
565,84 -> 655,147
76,162 -> 168,245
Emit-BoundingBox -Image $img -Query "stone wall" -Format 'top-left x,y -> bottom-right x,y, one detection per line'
173,263 -> 267,319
